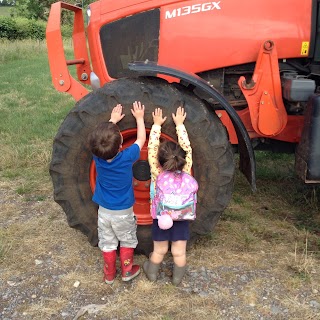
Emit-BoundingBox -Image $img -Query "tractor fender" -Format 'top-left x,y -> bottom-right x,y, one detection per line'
128,62 -> 256,191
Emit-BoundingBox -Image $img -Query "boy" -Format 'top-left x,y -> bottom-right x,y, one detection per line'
89,101 -> 146,284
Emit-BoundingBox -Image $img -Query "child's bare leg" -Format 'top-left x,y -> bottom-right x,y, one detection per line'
150,241 -> 169,264
171,240 -> 187,267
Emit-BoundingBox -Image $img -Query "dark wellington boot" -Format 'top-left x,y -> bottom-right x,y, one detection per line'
172,264 -> 187,286
143,259 -> 161,281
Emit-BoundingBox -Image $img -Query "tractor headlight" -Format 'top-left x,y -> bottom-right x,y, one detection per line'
86,6 -> 91,26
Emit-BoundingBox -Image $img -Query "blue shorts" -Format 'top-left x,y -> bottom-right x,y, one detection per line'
152,219 -> 190,241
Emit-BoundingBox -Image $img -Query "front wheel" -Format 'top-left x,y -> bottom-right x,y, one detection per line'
50,77 -> 235,255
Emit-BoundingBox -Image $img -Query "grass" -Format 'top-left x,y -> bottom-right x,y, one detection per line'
0,39 -> 319,319
0,39 -> 75,196
0,6 -> 13,17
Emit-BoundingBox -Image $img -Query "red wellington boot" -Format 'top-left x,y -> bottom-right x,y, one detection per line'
119,247 -> 140,281
102,250 -> 117,284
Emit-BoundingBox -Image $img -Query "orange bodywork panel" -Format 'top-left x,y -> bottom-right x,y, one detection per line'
218,109 -> 304,144
46,2 -> 91,101
86,0 -> 312,83
47,0 -> 313,144
238,41 -> 288,137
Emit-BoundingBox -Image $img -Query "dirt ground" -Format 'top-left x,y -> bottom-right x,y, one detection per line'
1,179 -> 320,320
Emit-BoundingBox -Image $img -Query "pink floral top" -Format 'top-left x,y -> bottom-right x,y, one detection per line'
148,124 -> 193,217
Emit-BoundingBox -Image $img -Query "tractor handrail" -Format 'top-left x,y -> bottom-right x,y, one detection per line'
46,1 -> 91,101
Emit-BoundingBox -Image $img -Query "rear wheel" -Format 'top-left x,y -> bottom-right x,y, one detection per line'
50,77 -> 235,255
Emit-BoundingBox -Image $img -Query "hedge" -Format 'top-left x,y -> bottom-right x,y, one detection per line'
0,17 -> 72,40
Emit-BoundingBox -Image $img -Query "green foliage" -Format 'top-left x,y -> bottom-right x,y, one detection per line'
0,6 -> 14,17
0,16 -> 16,39
15,17 -> 29,39
0,16 -> 46,40
27,19 -> 46,40
61,24 -> 73,38
0,0 -> 96,41
12,0 -> 51,20
0,1 -> 15,6
0,0 -> 15,7
12,0 -> 96,21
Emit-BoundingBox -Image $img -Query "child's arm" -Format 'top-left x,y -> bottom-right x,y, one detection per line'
148,108 -> 167,179
131,101 -> 146,149
172,107 -> 193,174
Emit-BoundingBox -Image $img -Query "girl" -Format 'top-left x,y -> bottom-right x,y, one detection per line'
144,106 -> 193,285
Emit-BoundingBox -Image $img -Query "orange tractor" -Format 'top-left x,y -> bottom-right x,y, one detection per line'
46,0 -> 320,254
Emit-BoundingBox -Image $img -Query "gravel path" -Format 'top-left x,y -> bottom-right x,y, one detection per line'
2,253 -> 320,320
1,185 -> 320,320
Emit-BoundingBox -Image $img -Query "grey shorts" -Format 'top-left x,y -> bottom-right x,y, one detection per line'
97,206 -> 138,252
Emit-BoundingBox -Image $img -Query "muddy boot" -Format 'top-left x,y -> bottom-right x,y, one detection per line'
143,258 -> 161,282
102,250 -> 117,284
119,247 -> 140,281
172,264 -> 187,286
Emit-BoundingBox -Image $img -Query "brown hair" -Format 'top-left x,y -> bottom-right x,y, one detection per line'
157,140 -> 186,172
88,122 -> 122,160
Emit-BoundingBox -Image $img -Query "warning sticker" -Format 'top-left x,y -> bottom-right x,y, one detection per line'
301,42 -> 309,56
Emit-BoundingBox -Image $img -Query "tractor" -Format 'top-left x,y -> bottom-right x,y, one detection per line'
46,0 -> 320,255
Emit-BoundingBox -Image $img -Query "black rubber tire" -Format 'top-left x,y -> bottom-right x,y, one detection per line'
50,77 -> 235,255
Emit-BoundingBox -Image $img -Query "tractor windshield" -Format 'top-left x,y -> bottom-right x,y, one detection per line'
100,9 -> 160,78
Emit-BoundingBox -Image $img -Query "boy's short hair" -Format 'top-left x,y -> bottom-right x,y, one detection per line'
89,122 -> 122,160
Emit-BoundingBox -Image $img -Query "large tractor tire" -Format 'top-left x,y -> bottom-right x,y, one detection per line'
50,77 -> 235,255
